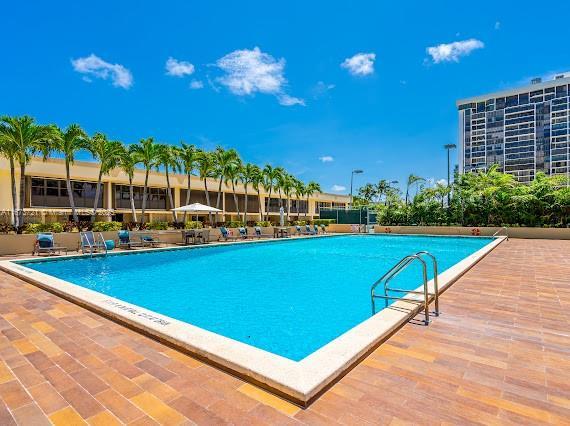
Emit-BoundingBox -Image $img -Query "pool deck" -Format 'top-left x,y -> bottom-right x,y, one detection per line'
0,238 -> 569,424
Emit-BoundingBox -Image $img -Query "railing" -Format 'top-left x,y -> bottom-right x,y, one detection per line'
492,226 -> 509,239
370,251 -> 440,325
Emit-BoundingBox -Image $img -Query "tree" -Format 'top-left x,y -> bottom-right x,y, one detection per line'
405,174 -> 425,205
376,180 -> 390,205
281,173 -> 295,222
0,134 -> 18,226
225,159 -> 243,220
357,183 -> 377,204
274,167 -> 286,208
118,145 -> 138,223
0,116 -> 57,228
177,143 -> 197,223
293,178 -> 305,218
156,144 -> 180,223
196,150 -> 216,224
49,124 -> 89,224
240,163 -> 261,224
212,147 -> 240,223
262,165 -> 279,221
305,181 -> 321,220
88,133 -> 123,222
131,137 -> 158,225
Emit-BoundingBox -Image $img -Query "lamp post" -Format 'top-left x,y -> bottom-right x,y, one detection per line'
444,144 -> 457,207
349,169 -> 364,208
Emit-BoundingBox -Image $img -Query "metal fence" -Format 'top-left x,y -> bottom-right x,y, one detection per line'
319,207 -> 377,225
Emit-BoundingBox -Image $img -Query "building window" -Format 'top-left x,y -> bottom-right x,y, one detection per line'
114,185 -> 169,210
30,177 -> 102,208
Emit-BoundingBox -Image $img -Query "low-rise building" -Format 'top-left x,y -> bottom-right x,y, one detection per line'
0,157 -> 349,224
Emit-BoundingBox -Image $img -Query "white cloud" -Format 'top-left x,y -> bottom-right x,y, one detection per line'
319,155 -> 334,163
426,39 -> 484,63
436,179 -> 448,186
331,184 -> 346,192
189,80 -> 204,89
71,54 -> 133,89
494,21 -> 501,30
312,81 -> 336,99
341,52 -> 376,76
165,57 -> 195,77
215,47 -> 304,106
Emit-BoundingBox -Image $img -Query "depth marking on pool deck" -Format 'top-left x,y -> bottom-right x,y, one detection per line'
103,299 -> 171,325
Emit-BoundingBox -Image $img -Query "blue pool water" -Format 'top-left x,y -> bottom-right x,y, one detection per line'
19,235 -> 492,361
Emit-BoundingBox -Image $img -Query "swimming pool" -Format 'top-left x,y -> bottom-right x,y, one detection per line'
18,234 -> 490,360
4,234 -> 502,404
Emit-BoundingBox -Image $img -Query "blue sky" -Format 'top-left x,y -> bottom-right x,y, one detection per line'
2,1 -> 570,194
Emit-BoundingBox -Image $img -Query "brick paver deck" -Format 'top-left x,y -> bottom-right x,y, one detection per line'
0,238 -> 569,424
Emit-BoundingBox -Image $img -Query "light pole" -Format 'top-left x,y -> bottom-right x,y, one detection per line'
349,169 -> 364,208
444,144 -> 457,207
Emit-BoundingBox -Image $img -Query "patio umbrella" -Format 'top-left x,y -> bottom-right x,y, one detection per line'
172,203 -> 222,222
279,206 -> 285,227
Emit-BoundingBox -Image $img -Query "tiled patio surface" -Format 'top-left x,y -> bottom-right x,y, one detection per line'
0,238 -> 569,425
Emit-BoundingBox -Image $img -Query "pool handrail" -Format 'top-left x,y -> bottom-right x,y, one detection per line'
492,226 -> 509,240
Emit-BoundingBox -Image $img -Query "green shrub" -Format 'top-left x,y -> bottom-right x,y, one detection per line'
92,221 -> 123,232
146,221 -> 168,230
255,221 -> 272,227
225,220 -> 244,228
23,222 -> 65,234
292,220 -> 306,226
313,219 -> 336,226
184,221 -> 203,229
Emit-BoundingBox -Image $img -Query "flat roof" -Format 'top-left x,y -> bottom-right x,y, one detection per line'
456,73 -> 570,106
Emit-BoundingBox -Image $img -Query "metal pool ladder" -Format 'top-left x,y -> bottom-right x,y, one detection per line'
492,226 -> 509,240
370,251 -> 439,325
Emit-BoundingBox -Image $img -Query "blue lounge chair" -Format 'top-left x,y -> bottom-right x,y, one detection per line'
32,233 -> 67,256
139,233 -> 163,247
305,224 -> 316,235
117,230 -> 143,249
219,227 -> 243,241
313,224 -> 320,234
295,225 -> 306,235
254,226 -> 272,238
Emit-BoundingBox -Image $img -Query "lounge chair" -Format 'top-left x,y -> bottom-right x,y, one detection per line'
117,230 -> 143,249
320,224 -> 327,234
305,224 -> 316,235
32,233 -> 67,256
313,224 -> 320,234
80,231 -> 107,254
139,233 -> 164,247
254,226 -> 273,238
295,225 -> 307,235
239,227 -> 258,239
219,227 -> 244,241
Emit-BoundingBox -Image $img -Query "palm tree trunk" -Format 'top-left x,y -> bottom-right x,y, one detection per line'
65,159 -> 78,223
18,162 -> 25,229
129,177 -> 137,223
243,185 -> 248,224
183,172 -> 191,223
216,179 -> 223,224
9,158 -> 17,227
405,185 -> 410,205
265,188 -> 272,222
231,180 -> 240,219
306,195 -> 309,220
286,195 -> 290,222
166,169 -> 176,223
296,195 -> 300,219
256,188 -> 262,222
141,169 -> 149,225
92,170 -> 103,223
204,179 -> 212,225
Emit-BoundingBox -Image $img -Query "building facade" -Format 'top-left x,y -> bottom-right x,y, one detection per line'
0,157 -> 350,224
457,73 -> 570,183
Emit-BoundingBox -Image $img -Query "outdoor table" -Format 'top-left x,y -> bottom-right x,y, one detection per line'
183,229 -> 210,245
274,227 -> 289,238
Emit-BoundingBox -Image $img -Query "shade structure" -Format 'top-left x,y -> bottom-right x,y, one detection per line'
172,203 -> 222,213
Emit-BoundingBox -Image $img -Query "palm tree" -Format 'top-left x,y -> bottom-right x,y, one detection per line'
305,181 -> 321,220
0,135 -> 18,226
0,116 -> 57,228
293,178 -> 305,219
196,150 -> 216,224
177,143 -> 197,223
131,137 -> 158,225
376,179 -> 390,205
119,145 -> 139,223
357,183 -> 378,204
49,124 -> 89,224
240,163 -> 261,224
250,165 -> 265,222
281,173 -> 295,223
262,165 -> 279,221
405,174 -> 425,205
88,133 -> 123,222
274,167 -> 286,208
156,144 -> 180,223
212,147 -> 240,223
225,160 -> 243,220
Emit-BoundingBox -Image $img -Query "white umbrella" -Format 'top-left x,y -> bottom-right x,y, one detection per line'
172,203 -> 222,223
279,206 -> 285,227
